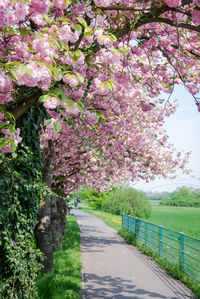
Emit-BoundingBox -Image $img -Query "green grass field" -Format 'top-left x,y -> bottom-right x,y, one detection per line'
149,206 -> 200,239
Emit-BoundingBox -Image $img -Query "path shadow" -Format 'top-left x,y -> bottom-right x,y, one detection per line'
122,241 -> 195,299
79,224 -> 124,253
84,273 -> 178,299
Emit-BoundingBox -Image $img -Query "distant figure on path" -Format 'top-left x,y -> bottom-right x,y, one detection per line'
74,199 -> 78,208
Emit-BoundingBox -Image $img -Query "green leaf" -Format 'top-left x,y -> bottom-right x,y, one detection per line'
76,17 -> 87,28
57,40 -> 65,51
109,33 -> 117,42
63,99 -> 74,105
73,24 -> 82,32
0,140 -> 8,149
5,61 -> 21,68
112,48 -> 121,54
8,124 -> 16,134
57,16 -> 71,23
69,102 -> 74,110
43,14 -> 52,24
50,88 -> 66,100
44,119 -> 52,126
100,82 -> 105,89
0,123 -> 8,130
84,27 -> 93,37
39,95 -> 49,103
6,69 -> 18,81
19,28 -> 30,38
76,73 -> 84,83
63,0 -> 72,7
97,112 -> 106,119
77,101 -> 84,111
87,62 -> 93,68
71,50 -> 81,62
120,47 -> 129,55
55,88 -> 66,99
12,152 -> 17,158
54,53 -> 59,59
9,138 -> 17,151
51,69 -> 59,81
54,120 -> 61,133
106,81 -> 113,91
8,28 -> 18,35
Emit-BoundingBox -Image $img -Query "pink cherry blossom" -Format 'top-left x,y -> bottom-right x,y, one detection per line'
1,128 -> 22,153
0,71 -> 12,104
93,0 -> 112,7
63,75 -> 79,87
192,9 -> 200,24
164,0 -> 181,7
43,97 -> 60,109
141,103 -> 153,112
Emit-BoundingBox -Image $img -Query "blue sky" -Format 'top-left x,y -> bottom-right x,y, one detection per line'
133,85 -> 200,193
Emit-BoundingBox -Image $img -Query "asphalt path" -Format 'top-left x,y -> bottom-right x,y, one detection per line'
73,209 -> 195,299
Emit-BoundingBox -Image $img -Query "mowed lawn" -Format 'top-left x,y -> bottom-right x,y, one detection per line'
149,206 -> 200,239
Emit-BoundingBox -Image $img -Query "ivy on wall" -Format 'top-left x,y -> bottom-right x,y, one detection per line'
0,105 -> 47,298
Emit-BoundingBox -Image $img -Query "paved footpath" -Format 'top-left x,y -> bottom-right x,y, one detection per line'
73,209 -> 196,299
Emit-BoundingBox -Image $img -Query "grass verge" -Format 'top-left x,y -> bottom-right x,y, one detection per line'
83,207 -> 200,298
37,215 -> 82,299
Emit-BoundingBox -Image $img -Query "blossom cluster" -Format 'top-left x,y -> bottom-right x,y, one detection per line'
1,128 -> 22,153
0,71 -> 13,104
15,63 -> 52,90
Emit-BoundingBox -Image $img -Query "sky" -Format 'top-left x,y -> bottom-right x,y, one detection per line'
133,85 -> 200,193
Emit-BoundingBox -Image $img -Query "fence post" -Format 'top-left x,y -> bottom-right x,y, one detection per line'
127,215 -> 130,231
145,221 -> 148,246
122,214 -> 124,229
135,217 -> 139,236
158,226 -> 163,257
135,217 -> 137,236
179,232 -> 184,270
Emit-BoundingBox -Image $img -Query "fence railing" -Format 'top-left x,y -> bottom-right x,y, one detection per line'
122,214 -> 200,284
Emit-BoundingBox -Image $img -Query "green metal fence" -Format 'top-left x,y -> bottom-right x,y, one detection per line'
122,214 -> 200,284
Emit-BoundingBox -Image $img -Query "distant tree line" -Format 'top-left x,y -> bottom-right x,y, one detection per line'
158,188 -> 200,207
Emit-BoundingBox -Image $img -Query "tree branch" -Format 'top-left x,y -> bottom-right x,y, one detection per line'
11,98 -> 36,120
136,17 -> 200,33
10,88 -> 42,120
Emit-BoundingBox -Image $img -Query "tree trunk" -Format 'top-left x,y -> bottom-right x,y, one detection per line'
34,197 -> 54,272
60,197 -> 68,236
50,199 -> 63,250
35,140 -> 54,272
50,197 -> 68,249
